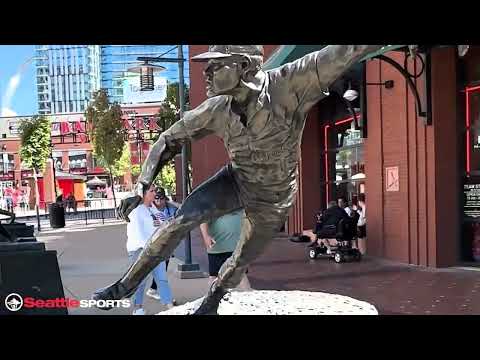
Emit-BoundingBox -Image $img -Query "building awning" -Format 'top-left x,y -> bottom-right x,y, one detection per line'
55,171 -> 87,181
263,45 -> 326,70
263,45 -> 408,71
360,45 -> 407,61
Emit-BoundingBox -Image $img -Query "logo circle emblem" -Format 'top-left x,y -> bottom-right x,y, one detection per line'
5,293 -> 23,312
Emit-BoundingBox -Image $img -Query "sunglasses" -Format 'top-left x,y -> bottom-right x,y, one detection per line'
154,195 -> 166,200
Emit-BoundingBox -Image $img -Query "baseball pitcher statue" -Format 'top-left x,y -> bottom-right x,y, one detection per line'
93,45 -> 387,314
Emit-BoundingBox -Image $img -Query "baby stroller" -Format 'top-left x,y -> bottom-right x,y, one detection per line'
308,216 -> 362,263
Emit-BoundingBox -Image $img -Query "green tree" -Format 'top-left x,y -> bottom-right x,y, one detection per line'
165,82 -> 190,110
19,115 -> 51,230
131,164 -> 141,178
150,82 -> 192,196
154,162 -> 176,196
111,143 -> 131,179
85,89 -> 124,211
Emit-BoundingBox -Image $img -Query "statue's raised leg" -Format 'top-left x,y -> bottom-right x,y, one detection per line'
92,165 -> 242,307
193,206 -> 287,315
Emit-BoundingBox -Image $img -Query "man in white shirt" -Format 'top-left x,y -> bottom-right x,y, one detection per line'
126,185 -> 174,315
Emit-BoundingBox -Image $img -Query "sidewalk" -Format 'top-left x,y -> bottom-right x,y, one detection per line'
37,222 -> 210,315
247,238 -> 480,315
37,220 -> 480,315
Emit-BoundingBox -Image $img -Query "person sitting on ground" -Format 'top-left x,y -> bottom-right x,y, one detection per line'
146,187 -> 178,302
309,200 -> 350,252
200,209 -> 251,290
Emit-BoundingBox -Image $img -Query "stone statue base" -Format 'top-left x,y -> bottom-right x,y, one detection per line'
158,290 -> 378,315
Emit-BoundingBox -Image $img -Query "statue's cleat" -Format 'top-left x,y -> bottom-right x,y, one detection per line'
192,288 -> 228,315
92,281 -> 133,311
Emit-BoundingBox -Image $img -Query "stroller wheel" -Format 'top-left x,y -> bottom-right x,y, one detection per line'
334,252 -> 344,263
308,248 -> 318,259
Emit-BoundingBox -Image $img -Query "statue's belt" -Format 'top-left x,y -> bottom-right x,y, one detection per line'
231,149 -> 296,163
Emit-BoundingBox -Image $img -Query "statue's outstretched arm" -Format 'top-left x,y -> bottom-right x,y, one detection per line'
137,96 -> 229,191
119,96 -> 229,222
275,45 -> 386,106
313,45 -> 385,88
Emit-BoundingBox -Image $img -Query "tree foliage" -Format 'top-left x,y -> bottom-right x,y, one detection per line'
111,143 -> 131,178
154,162 -> 176,196
148,82 -> 190,195
18,115 -> 51,172
85,90 -> 124,171
154,82 -> 190,134
131,164 -> 141,178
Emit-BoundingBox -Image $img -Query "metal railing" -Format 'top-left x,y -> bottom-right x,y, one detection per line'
0,198 -> 118,226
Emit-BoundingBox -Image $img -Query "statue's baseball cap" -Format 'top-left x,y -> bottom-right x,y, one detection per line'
191,45 -> 264,62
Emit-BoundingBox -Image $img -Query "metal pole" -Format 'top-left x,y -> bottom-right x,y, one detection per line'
178,45 -> 193,265
51,145 -> 58,198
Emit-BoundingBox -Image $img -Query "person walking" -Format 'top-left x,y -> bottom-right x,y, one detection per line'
126,184 -> 175,315
146,187 -> 178,301
200,209 -> 251,290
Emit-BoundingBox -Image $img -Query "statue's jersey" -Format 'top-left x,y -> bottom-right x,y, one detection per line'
159,46 -> 382,209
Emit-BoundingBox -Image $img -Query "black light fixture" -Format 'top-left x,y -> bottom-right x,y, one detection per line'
342,86 -> 361,131
366,80 -> 395,89
127,61 -> 166,91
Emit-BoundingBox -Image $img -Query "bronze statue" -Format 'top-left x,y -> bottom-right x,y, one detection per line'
93,45 -> 386,314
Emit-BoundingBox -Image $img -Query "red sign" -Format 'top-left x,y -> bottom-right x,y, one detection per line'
0,171 -> 15,181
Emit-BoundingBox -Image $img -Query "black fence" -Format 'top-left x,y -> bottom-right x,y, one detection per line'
0,199 -> 119,226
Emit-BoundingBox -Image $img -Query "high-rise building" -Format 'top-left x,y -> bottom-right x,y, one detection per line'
35,45 -> 101,114
100,45 -> 190,104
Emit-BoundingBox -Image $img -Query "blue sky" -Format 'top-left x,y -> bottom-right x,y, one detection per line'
0,45 -> 37,116
0,45 -> 191,117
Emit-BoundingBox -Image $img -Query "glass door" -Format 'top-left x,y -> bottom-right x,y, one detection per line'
463,84 -> 480,262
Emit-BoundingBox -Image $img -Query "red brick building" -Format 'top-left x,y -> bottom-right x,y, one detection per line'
0,103 -> 162,207
185,45 -> 480,268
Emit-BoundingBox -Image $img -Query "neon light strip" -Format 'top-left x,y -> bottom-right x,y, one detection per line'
335,116 -> 355,126
324,125 -> 330,205
466,87 -> 471,174
466,85 -> 480,93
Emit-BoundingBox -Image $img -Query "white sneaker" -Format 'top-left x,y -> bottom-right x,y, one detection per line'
132,308 -> 145,315
146,288 -> 161,300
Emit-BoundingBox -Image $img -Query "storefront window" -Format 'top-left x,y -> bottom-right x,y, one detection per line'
463,83 -> 480,263
322,116 -> 365,208
69,151 -> 87,173
0,154 -> 15,180
52,151 -> 63,171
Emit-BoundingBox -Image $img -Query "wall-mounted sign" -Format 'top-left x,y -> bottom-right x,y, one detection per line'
385,166 -> 399,192
123,76 -> 167,104
464,183 -> 480,218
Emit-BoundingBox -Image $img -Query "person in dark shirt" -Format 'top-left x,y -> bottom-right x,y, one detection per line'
309,201 -> 350,249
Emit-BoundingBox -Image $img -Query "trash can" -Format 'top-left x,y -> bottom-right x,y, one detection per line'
48,203 -> 65,229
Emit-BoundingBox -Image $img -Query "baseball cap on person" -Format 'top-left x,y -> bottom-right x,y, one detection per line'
191,45 -> 264,62
155,187 -> 167,200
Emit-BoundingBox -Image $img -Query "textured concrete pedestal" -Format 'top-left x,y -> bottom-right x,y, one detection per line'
158,290 -> 378,315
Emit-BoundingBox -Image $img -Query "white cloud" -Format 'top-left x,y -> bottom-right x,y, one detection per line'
1,73 -> 21,111
1,107 -> 18,117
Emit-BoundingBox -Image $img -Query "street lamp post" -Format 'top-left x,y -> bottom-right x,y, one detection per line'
129,46 -> 204,278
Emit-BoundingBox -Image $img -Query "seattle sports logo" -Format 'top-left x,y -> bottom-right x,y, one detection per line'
5,293 -> 23,312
